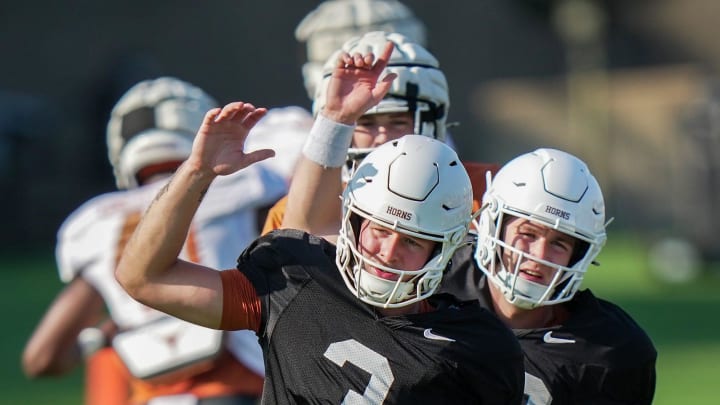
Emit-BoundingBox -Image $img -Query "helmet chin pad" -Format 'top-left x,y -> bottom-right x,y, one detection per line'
355,266 -> 415,305
496,268 -> 552,310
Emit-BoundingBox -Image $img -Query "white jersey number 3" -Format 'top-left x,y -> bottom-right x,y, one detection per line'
324,339 -> 395,404
524,372 -> 552,405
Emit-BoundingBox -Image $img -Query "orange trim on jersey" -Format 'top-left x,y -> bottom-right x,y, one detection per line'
85,347 -> 131,405
128,350 -> 263,405
185,224 -> 200,263
261,195 -> 288,235
87,211 -> 143,405
462,161 -> 501,212
220,270 -> 262,332
115,211 -> 143,267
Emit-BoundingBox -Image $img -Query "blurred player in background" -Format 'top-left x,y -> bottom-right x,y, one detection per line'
22,77 -> 286,405
295,0 -> 427,101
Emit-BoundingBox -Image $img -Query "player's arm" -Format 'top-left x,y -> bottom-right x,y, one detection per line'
22,277 -> 105,377
115,102 -> 274,330
282,42 -> 396,236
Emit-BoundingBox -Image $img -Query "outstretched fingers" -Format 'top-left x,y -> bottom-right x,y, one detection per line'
241,107 -> 268,129
368,42 -> 397,102
214,102 -> 252,122
202,102 -> 268,130
372,41 -> 395,74
202,107 -> 223,127
243,148 -> 275,167
372,72 -> 397,102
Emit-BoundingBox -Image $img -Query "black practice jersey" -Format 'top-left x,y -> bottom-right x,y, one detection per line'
439,243 -> 657,405
236,229 -> 524,404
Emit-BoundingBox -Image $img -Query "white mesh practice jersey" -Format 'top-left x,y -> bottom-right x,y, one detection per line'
55,164 -> 287,375
244,106 -> 312,182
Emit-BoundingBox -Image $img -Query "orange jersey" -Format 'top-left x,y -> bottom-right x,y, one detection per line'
261,194 -> 289,235
261,161 -> 501,234
462,161 -> 502,212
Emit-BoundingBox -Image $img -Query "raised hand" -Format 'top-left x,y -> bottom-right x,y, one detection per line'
323,41 -> 397,124
188,102 -> 275,177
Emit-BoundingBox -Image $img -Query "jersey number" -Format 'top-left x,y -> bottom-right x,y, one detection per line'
324,339 -> 395,404
523,372 -> 552,405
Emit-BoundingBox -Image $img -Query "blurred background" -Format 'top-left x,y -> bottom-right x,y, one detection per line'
1,0 -> 719,403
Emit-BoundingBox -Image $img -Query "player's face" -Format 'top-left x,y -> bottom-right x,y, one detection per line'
353,112 -> 414,149
500,216 -> 576,286
357,219 -> 435,280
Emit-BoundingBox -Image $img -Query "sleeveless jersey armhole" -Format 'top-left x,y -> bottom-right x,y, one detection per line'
219,270 -> 262,332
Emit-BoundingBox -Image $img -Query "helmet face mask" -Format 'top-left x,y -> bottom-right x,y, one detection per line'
361,95 -> 443,140
313,32 -> 448,141
474,148 -> 607,309
335,135 -> 472,308
106,77 -> 217,189
336,209 -> 445,308
314,31 -> 450,182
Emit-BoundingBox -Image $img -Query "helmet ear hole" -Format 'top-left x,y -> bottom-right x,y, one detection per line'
568,240 -> 590,267
349,213 -> 363,243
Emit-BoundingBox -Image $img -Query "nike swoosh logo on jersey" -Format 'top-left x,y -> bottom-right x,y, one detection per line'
543,331 -> 576,344
423,328 -> 455,342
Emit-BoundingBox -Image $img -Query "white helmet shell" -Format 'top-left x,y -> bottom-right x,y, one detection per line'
313,31 -> 449,141
296,0 -> 427,99
474,148 -> 607,309
336,135 -> 472,308
106,77 -> 217,189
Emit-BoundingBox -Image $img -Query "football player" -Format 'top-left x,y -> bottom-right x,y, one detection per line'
22,77 -> 287,404
115,43 -> 525,404
264,31 -> 500,235
442,148 -> 658,404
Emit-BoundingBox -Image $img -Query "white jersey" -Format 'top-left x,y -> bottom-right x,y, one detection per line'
56,164 -> 287,376
245,105 -> 313,183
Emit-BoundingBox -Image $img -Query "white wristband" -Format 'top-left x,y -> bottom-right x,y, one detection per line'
302,114 -> 354,168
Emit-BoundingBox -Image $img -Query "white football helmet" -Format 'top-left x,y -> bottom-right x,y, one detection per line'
474,148 -> 608,309
296,0 -> 427,100
314,31 -> 450,181
336,135 -> 472,308
106,77 -> 217,189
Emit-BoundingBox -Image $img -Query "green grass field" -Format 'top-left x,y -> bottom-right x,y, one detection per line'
3,232 -> 719,404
